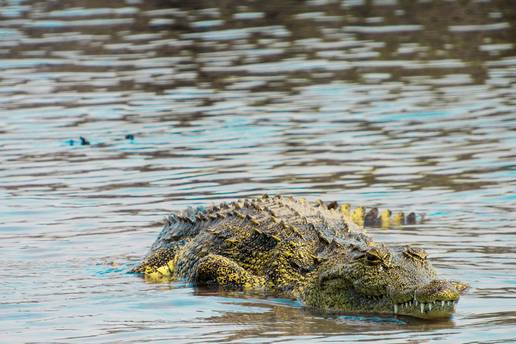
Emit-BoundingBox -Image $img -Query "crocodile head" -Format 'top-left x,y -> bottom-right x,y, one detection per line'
303,243 -> 468,319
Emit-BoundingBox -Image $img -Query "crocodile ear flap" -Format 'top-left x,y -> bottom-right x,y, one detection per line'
350,251 -> 382,266
403,246 -> 428,261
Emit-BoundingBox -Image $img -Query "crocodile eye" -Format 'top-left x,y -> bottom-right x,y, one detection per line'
365,248 -> 388,266
403,246 -> 428,261
354,247 -> 392,268
365,252 -> 382,265
353,253 -> 380,265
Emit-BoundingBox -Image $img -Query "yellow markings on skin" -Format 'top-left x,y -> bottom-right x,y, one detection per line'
252,227 -> 263,235
277,241 -> 309,291
392,212 -> 404,226
289,225 -> 305,239
167,260 -> 175,271
352,207 -> 365,227
271,234 -> 282,242
340,203 -> 351,218
144,258 -> 176,282
157,265 -> 171,276
144,271 -> 163,281
225,238 -> 239,246
380,209 -> 392,228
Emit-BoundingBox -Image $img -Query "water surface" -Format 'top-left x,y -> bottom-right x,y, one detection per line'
1,0 -> 515,342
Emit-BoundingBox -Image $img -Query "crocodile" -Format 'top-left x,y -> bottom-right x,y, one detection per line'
133,195 -> 468,319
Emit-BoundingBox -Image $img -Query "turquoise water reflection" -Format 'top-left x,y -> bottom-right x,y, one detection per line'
0,0 -> 515,342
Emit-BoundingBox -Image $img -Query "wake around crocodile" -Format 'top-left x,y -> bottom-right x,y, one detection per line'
133,195 -> 468,319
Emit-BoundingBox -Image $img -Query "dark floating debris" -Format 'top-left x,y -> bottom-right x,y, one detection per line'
79,136 -> 90,145
67,135 -> 134,147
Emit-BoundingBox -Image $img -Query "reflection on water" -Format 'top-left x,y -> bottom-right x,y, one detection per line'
0,0 -> 515,342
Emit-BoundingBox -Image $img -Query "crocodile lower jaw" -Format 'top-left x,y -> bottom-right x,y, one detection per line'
393,298 -> 458,319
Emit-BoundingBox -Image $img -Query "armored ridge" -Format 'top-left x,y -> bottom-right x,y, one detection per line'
133,195 -> 467,319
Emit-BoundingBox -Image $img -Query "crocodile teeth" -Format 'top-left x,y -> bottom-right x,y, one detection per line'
441,301 -> 445,307
393,304 -> 398,314
420,303 -> 425,313
428,303 -> 432,311
414,300 -> 418,306
447,301 -> 452,307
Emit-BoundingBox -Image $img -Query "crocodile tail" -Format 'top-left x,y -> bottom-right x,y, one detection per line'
329,202 -> 424,228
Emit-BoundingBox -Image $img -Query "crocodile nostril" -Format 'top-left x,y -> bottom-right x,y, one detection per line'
450,280 -> 469,294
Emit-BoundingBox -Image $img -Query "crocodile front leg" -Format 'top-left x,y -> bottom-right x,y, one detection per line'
194,254 -> 265,291
131,248 -> 178,282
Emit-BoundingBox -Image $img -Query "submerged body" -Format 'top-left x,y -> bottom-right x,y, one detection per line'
133,195 -> 467,319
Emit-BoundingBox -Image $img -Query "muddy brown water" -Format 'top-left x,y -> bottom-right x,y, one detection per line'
1,0 -> 515,342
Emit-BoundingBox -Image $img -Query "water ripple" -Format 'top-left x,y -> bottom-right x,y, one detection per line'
0,0 -> 515,343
